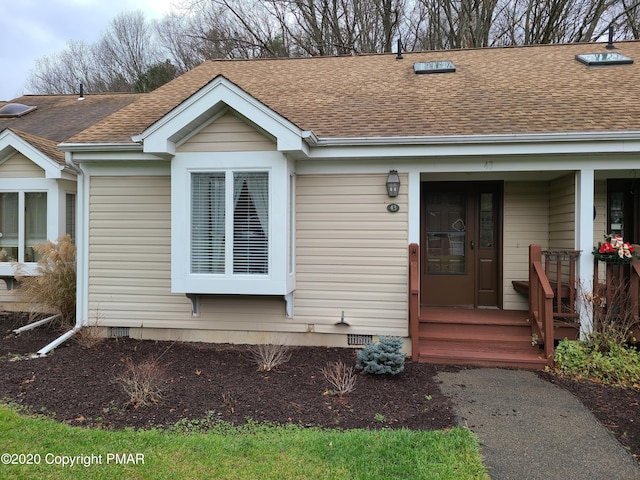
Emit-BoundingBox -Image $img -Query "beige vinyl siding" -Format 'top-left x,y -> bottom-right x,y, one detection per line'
177,111 -> 276,152
0,285 -> 19,311
548,173 -> 575,250
0,152 -> 45,178
295,173 -> 409,336
503,181 -> 550,310
88,176 -> 190,326
88,175 -> 290,331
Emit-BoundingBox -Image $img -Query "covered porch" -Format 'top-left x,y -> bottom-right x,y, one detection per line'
408,243 -> 640,369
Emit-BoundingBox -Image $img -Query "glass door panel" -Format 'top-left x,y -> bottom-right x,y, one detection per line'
425,191 -> 466,274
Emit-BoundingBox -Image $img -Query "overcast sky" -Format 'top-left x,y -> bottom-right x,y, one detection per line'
0,0 -> 176,101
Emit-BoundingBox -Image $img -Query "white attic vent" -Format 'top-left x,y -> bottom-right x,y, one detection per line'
414,61 -> 456,74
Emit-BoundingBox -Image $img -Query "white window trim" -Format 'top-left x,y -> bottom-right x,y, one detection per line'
171,151 -> 293,295
0,178 -> 62,276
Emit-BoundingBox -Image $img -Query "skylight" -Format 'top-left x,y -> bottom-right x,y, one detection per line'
0,103 -> 37,118
575,52 -> 633,66
414,61 -> 456,74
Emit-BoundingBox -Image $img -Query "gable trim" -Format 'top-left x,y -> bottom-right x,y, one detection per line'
133,75 -> 309,157
0,130 -> 64,178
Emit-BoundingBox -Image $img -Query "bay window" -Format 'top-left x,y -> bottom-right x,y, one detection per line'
191,171 -> 269,276
172,151 -> 294,296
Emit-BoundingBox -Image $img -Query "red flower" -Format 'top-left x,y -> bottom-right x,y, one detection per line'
599,243 -> 615,254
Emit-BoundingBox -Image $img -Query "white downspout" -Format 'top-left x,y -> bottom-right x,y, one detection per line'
37,153 -> 89,356
13,314 -> 61,335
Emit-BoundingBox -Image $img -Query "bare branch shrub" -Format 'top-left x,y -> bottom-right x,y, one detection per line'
14,235 -> 76,329
586,275 -> 639,350
114,358 -> 167,409
321,361 -> 356,397
73,308 -> 105,349
247,342 -> 291,371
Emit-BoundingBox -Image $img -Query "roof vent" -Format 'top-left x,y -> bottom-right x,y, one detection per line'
605,26 -> 615,50
0,103 -> 37,118
414,61 -> 456,74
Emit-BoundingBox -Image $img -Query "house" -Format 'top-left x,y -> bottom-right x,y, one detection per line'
26,40 -> 640,367
0,93 -> 144,309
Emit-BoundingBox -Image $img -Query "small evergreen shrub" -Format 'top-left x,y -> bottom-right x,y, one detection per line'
355,336 -> 405,375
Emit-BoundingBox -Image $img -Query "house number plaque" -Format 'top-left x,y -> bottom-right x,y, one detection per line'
387,203 -> 400,213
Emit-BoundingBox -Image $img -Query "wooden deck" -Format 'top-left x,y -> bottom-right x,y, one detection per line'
417,307 -> 549,369
408,244 -> 581,370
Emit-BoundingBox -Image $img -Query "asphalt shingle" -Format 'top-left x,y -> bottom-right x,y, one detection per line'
68,41 -> 640,144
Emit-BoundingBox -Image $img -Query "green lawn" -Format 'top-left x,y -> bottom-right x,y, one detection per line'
0,405 -> 488,479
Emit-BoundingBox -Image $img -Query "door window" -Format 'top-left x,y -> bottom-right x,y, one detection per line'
425,191 -> 466,274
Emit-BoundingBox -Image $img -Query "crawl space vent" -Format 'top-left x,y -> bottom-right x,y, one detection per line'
108,327 -> 130,338
347,334 -> 373,346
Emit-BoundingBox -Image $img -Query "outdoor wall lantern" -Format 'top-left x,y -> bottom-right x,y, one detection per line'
386,170 -> 400,197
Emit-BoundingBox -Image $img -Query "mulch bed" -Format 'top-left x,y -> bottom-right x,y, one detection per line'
1,312 -> 638,462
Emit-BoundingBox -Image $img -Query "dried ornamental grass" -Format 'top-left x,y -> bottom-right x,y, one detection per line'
14,235 -> 76,328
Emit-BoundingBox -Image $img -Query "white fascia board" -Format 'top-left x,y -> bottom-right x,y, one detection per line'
301,131 -> 640,159
134,76 -> 308,156
59,143 -> 166,166
0,130 -> 65,178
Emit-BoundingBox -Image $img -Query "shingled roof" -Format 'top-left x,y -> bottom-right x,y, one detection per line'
69,41 -> 640,145
0,93 -> 145,161
7,128 -> 65,164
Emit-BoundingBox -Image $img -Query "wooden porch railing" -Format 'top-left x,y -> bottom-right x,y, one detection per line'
529,245 -> 555,365
409,243 -> 420,361
632,261 -> 640,324
593,256 -> 640,327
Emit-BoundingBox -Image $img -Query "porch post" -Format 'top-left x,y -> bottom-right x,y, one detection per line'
407,170 -> 421,244
575,168 -> 594,339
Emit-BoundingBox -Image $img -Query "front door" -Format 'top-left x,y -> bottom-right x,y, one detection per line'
420,181 -> 501,307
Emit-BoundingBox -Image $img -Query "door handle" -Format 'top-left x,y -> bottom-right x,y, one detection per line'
470,240 -> 475,250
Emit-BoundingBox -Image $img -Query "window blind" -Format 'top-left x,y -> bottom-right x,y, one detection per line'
191,173 -> 225,273
233,172 -> 268,274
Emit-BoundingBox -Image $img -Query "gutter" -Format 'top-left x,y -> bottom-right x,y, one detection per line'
303,130 -> 640,147
36,152 -> 89,356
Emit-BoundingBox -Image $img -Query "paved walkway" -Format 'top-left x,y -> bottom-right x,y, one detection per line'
436,368 -> 640,480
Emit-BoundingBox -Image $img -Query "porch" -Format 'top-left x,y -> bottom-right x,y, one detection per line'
409,244 -> 640,369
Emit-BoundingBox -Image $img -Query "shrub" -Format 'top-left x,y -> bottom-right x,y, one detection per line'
73,309 -> 105,348
247,343 -> 291,371
321,361 -> 356,396
115,358 -> 167,408
584,278 -> 638,351
554,338 -> 640,388
14,235 -> 76,328
355,336 -> 405,375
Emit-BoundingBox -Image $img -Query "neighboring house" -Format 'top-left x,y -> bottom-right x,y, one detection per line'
0,93 -> 144,309
35,40 -> 640,366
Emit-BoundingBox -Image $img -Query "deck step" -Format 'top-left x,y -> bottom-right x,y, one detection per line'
418,347 -> 548,370
417,307 -> 549,369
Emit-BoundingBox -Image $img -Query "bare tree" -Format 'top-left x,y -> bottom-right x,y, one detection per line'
95,11 -> 161,88
25,0 -> 640,95
26,40 -> 101,94
155,14 -> 205,74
